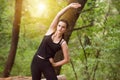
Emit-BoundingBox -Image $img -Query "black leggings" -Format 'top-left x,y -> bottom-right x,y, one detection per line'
31,55 -> 58,80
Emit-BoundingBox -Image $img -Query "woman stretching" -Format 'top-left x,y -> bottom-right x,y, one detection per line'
31,3 -> 81,80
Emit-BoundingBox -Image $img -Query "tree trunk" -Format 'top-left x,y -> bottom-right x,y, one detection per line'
54,0 -> 87,75
3,0 -> 22,77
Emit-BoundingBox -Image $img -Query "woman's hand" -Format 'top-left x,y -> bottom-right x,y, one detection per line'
49,58 -> 57,67
69,3 -> 81,9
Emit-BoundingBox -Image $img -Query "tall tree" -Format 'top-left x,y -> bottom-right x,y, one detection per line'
54,0 -> 87,75
3,0 -> 23,77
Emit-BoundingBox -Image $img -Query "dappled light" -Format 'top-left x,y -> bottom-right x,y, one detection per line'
24,1 -> 47,18
21,0 -> 67,29
38,3 -> 46,13
0,0 -> 120,80
31,3 -> 47,17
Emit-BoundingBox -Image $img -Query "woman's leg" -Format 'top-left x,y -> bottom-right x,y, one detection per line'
31,56 -> 42,80
42,60 -> 58,80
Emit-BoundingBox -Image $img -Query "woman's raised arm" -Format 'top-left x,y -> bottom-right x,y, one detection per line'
45,3 -> 81,35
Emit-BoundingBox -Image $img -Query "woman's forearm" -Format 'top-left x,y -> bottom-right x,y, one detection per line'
56,5 -> 71,18
49,3 -> 81,31
49,5 -> 71,30
54,59 -> 69,67
49,58 -> 69,67
57,3 -> 81,18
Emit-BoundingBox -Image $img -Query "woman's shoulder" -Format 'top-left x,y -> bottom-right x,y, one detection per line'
60,39 -> 67,45
45,32 -> 54,36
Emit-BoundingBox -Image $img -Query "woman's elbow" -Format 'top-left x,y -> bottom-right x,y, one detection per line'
65,58 -> 70,63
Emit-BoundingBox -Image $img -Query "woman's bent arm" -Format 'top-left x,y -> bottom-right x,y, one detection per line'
49,41 -> 70,67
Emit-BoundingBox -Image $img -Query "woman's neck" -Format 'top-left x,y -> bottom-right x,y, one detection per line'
54,31 -> 62,38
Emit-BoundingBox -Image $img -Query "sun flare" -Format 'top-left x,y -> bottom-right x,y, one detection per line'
38,4 -> 46,12
34,3 -> 46,17
29,2 -> 47,17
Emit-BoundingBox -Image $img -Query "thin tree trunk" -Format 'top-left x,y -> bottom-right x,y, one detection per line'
77,31 -> 90,80
3,0 -> 22,77
70,59 -> 78,80
54,0 -> 87,75
91,50 -> 101,80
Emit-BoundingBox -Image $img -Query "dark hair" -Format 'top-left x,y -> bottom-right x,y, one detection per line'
59,19 -> 69,29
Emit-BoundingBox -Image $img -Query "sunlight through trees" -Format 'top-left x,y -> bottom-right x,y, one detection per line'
0,0 -> 120,80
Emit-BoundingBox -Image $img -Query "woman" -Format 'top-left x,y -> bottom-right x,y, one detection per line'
31,3 -> 81,80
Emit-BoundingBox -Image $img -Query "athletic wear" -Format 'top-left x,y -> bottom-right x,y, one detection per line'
31,33 -> 63,80
36,33 -> 62,59
31,55 -> 58,80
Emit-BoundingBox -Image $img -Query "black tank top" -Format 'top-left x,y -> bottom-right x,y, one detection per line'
36,33 -> 62,59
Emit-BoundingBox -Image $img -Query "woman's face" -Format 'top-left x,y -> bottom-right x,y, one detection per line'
56,21 -> 67,34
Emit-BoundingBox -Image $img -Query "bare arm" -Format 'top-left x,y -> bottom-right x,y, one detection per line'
49,40 -> 70,67
45,3 -> 81,35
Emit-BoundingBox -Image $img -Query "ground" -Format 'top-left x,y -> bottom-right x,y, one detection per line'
0,75 -> 66,80
0,76 -> 32,80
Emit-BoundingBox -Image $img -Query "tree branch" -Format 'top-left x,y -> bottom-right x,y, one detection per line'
91,49 -> 101,80
73,22 -> 93,31
81,6 -> 98,13
70,59 -> 78,80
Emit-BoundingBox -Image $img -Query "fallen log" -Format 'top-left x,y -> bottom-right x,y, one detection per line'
42,75 -> 66,80
0,75 -> 66,80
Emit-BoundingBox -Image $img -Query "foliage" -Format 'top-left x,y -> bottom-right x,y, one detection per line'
0,0 -> 120,80
0,0 -> 67,77
61,0 -> 120,80
0,0 -> 14,75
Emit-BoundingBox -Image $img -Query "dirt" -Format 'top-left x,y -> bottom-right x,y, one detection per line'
0,75 -> 66,80
0,76 -> 32,80
0,75 -> 67,80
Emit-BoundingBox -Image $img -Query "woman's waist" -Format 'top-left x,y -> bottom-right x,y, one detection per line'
36,54 -> 50,61
37,55 -> 45,59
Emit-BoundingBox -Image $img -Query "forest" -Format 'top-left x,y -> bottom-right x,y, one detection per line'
0,0 -> 120,80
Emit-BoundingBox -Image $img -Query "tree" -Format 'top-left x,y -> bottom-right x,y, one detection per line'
3,0 -> 23,77
54,0 -> 87,75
